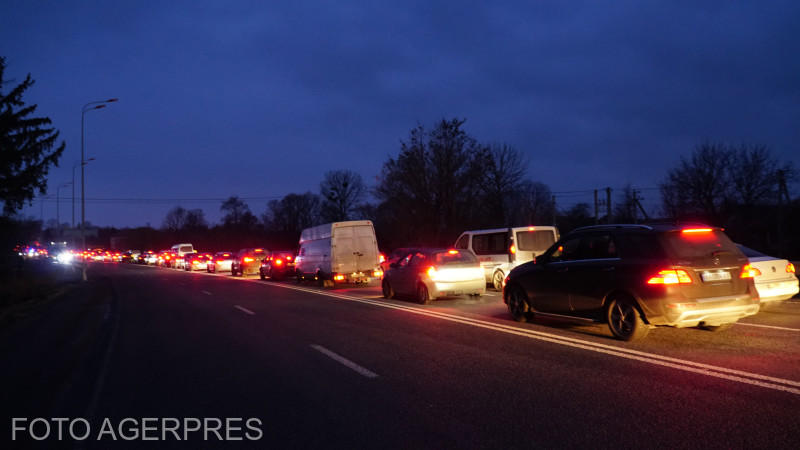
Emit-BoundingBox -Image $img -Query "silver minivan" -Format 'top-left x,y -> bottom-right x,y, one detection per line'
454,226 -> 559,290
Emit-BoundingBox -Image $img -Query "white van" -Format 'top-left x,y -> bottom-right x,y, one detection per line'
295,220 -> 382,285
454,226 -> 559,290
171,243 -> 194,257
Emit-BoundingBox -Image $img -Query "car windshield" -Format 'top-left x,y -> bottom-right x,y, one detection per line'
432,250 -> 477,265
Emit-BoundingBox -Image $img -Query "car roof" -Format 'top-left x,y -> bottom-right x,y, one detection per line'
570,223 -> 721,234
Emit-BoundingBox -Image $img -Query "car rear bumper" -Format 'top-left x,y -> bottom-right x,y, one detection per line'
428,279 -> 486,299
649,294 -> 760,327
755,278 -> 799,302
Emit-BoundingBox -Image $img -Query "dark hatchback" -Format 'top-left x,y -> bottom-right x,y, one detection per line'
259,250 -> 296,281
502,224 -> 760,341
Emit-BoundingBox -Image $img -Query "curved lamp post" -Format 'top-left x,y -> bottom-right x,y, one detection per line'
81,98 -> 117,280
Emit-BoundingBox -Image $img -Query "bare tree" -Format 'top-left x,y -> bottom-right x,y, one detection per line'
220,196 -> 258,229
660,142 -> 732,221
729,144 -> 794,207
184,208 -> 208,230
509,180 -> 554,225
263,192 -> 321,232
162,206 -> 187,231
482,143 -> 526,225
320,170 -> 365,222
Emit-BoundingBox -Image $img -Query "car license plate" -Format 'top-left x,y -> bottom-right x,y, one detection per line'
701,270 -> 731,282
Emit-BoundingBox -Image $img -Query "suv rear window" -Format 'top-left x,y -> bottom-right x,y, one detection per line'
516,230 -> 555,252
433,250 -> 478,265
659,230 -> 739,259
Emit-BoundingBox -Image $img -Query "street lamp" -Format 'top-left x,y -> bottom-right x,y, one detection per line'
72,158 -> 95,229
81,98 -> 117,281
56,182 -> 72,237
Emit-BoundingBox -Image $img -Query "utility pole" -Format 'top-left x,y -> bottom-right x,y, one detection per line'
606,187 -> 612,224
594,190 -> 599,224
551,195 -> 557,227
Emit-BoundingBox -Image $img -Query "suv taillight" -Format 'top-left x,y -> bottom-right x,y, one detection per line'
787,263 -> 796,274
740,264 -> 761,278
647,269 -> 692,285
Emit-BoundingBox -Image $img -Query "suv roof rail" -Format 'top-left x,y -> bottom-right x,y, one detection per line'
571,224 -> 654,233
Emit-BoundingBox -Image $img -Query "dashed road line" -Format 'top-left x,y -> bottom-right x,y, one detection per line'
234,305 -> 255,315
311,344 -> 379,378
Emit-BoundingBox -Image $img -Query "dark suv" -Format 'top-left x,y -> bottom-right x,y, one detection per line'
502,224 -> 760,341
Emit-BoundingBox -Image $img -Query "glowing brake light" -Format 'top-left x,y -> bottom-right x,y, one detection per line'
255,248 -> 263,252
647,269 -> 692,285
448,249 -> 459,255
426,266 -> 437,278
243,257 -> 254,263
509,245 -> 516,254
681,228 -> 713,234
274,259 -> 283,265
787,263 -> 796,274
740,264 -> 761,278
333,274 -> 345,281
379,253 -> 386,263
286,255 -> 292,260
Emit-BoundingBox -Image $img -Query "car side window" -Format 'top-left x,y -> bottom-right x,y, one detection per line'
397,254 -> 412,268
409,252 -> 427,266
583,234 -> 618,259
549,237 -> 581,262
455,235 -> 469,250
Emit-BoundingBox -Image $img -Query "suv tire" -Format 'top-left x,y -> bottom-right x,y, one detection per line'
606,296 -> 649,341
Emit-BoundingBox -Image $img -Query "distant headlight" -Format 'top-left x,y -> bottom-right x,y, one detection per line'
57,252 -> 73,264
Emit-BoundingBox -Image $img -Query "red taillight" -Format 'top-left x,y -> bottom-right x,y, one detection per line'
275,259 -> 283,265
509,245 -> 516,254
448,249 -> 459,255
426,266 -> 437,278
740,264 -> 761,278
379,253 -> 386,263
681,228 -> 713,234
255,248 -> 263,253
333,274 -> 345,281
286,255 -> 292,260
786,263 -> 796,274
243,257 -> 254,263
647,269 -> 692,285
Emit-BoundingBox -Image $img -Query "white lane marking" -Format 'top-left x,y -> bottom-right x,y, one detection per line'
256,282 -> 800,396
234,305 -> 255,315
311,344 -> 379,378
161,268 -> 800,395
201,290 -> 213,296
736,322 -> 800,332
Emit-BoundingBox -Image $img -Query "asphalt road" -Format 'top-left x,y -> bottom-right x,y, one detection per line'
3,262 -> 800,449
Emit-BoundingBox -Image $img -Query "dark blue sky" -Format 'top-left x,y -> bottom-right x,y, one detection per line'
3,1 -> 799,227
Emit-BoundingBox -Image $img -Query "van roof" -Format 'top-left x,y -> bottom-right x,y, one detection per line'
460,226 -> 558,235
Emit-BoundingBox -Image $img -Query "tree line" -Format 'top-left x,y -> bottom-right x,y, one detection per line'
1,56 -> 798,258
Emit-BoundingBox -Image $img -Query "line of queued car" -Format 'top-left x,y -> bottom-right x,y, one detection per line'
71,220 -> 797,342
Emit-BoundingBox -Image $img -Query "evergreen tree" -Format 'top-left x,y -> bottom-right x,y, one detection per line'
0,57 -> 66,215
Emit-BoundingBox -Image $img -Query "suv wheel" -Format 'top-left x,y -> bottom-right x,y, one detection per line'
492,270 -> 505,291
506,285 -> 529,322
606,297 -> 649,341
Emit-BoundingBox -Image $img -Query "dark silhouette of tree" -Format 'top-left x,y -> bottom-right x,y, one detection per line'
510,180 -> 554,225
660,142 -> 732,222
184,209 -> 208,231
376,118 -> 487,246
319,170 -> 365,222
220,196 -> 258,229
263,192 -> 320,232
481,144 -> 526,226
729,144 -> 794,208
0,56 -> 66,215
162,206 -> 187,231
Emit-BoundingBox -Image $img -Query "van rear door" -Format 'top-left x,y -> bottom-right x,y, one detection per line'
332,224 -> 378,274
514,228 -> 558,263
